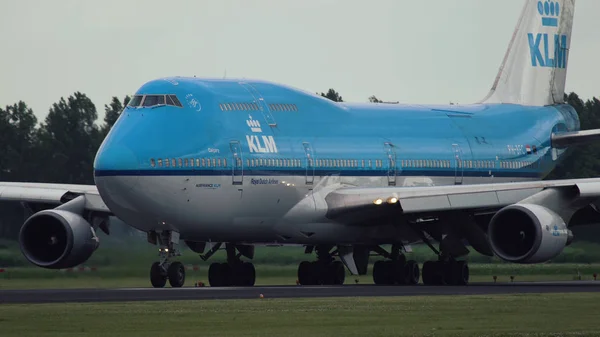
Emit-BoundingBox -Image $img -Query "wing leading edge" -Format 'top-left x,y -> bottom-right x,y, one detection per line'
0,182 -> 110,213
323,178 -> 600,220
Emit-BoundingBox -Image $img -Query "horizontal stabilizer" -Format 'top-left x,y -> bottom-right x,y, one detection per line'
552,129 -> 600,148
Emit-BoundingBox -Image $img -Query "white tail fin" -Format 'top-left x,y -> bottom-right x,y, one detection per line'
480,0 -> 576,106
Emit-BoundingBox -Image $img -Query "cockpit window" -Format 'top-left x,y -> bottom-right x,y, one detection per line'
128,95 -> 143,107
142,95 -> 164,107
128,94 -> 183,108
168,95 -> 183,107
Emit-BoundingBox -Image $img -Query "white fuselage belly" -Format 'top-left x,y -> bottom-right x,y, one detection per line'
95,173 -> 534,245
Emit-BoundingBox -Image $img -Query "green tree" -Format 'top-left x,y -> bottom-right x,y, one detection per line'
368,95 -> 383,103
35,92 -> 101,184
320,89 -> 343,102
102,96 -> 130,136
0,101 -> 38,181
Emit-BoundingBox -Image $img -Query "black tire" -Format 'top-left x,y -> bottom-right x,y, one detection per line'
167,261 -> 186,288
404,260 -> 420,285
150,262 -> 167,288
425,261 -> 444,285
243,262 -> 256,286
220,262 -> 232,287
383,261 -> 395,285
453,261 -> 469,285
373,260 -> 385,285
332,261 -> 346,285
298,261 -> 312,285
393,260 -> 406,285
208,262 -> 222,287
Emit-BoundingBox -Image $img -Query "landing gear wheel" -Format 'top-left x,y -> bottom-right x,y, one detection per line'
242,262 -> 256,286
404,260 -> 420,285
150,262 -> 167,288
393,260 -> 407,285
450,261 -> 469,285
298,261 -> 313,285
422,261 -> 442,285
331,261 -> 346,285
208,262 -> 222,287
167,261 -> 186,288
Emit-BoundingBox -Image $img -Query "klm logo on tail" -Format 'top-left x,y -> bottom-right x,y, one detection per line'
528,1 -> 568,69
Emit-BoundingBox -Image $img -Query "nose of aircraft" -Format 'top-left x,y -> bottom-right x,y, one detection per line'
93,143 -> 140,192
94,143 -> 139,173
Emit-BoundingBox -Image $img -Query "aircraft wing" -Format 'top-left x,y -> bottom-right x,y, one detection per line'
323,178 -> 600,222
0,182 -> 110,213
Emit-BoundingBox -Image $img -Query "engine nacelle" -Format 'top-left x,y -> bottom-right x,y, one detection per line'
488,203 -> 573,264
18,209 -> 99,269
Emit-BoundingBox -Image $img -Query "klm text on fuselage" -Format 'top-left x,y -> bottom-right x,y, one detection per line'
528,33 -> 567,68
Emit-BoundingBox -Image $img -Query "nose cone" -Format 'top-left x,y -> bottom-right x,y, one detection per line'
94,143 -> 139,173
94,142 -> 140,193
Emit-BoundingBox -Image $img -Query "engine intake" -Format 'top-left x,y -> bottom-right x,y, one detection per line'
19,209 -> 99,269
488,203 -> 572,264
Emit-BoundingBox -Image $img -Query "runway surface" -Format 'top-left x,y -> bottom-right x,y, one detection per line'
2,281 -> 600,304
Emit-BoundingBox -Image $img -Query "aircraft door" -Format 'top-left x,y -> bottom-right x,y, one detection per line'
452,143 -> 463,185
230,141 -> 243,185
239,82 -> 277,127
302,142 -> 315,185
384,142 -> 397,186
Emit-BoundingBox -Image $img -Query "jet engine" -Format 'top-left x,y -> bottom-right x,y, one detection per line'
487,203 -> 573,264
18,209 -> 99,269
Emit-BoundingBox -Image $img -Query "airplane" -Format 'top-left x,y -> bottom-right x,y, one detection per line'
2,0 -> 599,288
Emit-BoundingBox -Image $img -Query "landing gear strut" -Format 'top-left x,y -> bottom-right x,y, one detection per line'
372,245 -> 420,285
149,230 -> 186,288
208,244 -> 256,287
297,245 -> 346,285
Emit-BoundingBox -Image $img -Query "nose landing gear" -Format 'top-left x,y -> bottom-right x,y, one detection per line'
148,230 -> 186,288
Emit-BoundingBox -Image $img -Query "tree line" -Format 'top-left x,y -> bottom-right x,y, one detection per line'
0,90 -> 599,241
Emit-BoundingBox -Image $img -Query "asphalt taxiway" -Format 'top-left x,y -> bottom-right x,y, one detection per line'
2,281 -> 600,304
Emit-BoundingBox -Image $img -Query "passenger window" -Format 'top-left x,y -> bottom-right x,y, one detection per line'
165,159 -> 170,167
158,159 -> 163,167
178,158 -> 182,167
151,159 -> 156,167
171,159 -> 176,167
184,158 -> 189,167
128,95 -> 143,107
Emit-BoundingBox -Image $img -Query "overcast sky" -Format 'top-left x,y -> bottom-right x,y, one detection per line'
1,0 -> 598,121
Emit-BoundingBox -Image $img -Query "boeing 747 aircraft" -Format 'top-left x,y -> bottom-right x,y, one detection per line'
2,0 -> 599,288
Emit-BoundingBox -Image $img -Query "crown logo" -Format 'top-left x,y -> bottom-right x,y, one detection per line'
537,0 -> 560,27
246,116 -> 262,133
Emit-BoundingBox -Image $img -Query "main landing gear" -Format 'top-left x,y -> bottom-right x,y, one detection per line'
412,223 -> 470,286
371,245 -> 420,285
422,260 -> 469,285
297,245 -> 346,285
207,244 -> 256,287
149,230 -> 186,288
